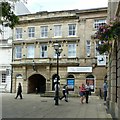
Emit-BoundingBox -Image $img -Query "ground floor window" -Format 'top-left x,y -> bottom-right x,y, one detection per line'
67,75 -> 75,91
86,75 -> 95,92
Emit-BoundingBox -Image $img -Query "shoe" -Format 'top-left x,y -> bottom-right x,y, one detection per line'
65,100 -> 68,102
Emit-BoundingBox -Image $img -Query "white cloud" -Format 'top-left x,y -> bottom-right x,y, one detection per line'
25,0 -> 108,13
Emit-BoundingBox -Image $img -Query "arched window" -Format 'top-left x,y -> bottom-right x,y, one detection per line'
86,74 -> 95,92
67,74 -> 75,91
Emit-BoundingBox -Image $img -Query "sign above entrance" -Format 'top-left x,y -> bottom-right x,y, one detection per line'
67,67 -> 92,73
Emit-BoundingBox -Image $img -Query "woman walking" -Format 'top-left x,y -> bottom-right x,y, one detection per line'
79,83 -> 86,104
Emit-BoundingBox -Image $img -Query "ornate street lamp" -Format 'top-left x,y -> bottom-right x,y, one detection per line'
54,42 -> 63,105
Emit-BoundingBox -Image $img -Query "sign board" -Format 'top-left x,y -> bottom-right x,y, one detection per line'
97,55 -> 106,66
67,67 -> 92,73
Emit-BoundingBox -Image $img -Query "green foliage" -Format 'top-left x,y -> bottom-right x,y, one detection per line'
0,1 -> 19,29
95,19 -> 120,54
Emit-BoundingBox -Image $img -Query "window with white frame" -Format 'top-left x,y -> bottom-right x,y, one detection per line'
28,27 -> 35,38
2,73 -> 6,83
68,24 -> 76,36
40,44 -> 47,58
68,44 -> 76,58
86,40 -> 91,57
15,46 -> 22,59
94,19 -> 106,30
27,45 -> 34,58
16,28 -> 22,39
41,26 -> 48,38
54,25 -> 62,37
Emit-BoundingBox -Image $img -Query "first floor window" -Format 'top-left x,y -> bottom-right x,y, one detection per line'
27,45 -> 34,58
68,44 -> 76,58
40,44 -> 47,58
15,46 -> 22,59
2,73 -> 6,83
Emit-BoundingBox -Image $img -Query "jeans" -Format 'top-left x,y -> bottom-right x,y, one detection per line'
104,91 -> 107,101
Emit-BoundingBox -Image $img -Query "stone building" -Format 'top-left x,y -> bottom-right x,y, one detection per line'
11,8 -> 107,95
107,0 -> 120,119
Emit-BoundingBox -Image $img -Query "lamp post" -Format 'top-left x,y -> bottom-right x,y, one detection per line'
54,42 -> 63,105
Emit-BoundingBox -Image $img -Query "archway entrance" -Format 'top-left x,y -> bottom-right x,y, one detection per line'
28,74 -> 46,94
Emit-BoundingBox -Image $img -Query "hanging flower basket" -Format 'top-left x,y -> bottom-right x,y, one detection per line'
95,19 -> 120,54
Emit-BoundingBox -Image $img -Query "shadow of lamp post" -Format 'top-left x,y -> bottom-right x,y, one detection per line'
54,42 -> 63,105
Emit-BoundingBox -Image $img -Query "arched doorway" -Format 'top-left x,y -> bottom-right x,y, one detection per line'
86,74 -> 95,92
28,74 -> 46,94
52,74 -> 60,91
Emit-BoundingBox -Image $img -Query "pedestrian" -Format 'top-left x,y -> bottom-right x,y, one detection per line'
85,82 -> 90,103
60,85 -> 68,102
65,85 -> 69,102
103,80 -> 108,101
15,83 -> 23,99
79,83 -> 86,104
36,87 -> 38,94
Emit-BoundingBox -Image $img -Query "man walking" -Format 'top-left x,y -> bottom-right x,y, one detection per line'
60,85 -> 68,102
15,83 -> 23,99
103,80 -> 108,101
85,82 -> 90,103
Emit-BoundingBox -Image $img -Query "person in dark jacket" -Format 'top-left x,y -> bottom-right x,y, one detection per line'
103,80 -> 108,101
60,85 -> 68,102
15,83 -> 23,99
85,82 -> 91,103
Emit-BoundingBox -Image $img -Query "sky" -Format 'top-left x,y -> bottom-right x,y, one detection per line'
25,0 -> 108,13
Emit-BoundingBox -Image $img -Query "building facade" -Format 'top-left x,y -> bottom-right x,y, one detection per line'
11,8 -> 107,95
0,1 -> 30,92
107,0 -> 120,119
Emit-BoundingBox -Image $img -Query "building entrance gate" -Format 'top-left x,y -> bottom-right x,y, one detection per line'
28,74 -> 46,94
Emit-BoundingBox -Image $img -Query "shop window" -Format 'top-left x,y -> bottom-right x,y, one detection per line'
86,75 -> 95,92
67,75 -> 75,91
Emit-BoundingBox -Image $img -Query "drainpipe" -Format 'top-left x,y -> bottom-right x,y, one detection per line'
115,40 -> 118,102
10,28 -> 14,93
